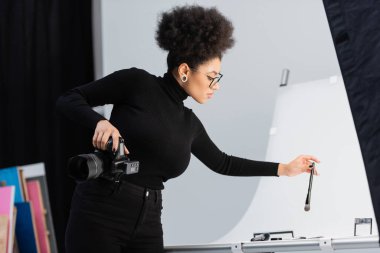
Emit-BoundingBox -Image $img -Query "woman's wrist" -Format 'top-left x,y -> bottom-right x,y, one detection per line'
277,163 -> 288,176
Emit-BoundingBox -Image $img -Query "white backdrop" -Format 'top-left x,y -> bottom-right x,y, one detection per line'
214,76 -> 377,243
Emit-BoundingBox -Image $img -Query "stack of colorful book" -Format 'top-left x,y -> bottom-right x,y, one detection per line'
0,163 -> 57,253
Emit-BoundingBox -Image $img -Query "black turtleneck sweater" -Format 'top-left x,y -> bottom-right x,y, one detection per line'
56,68 -> 279,189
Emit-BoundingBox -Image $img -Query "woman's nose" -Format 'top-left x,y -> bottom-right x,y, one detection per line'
212,83 -> 220,90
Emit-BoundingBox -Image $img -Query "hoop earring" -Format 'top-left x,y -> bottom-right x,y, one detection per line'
181,75 -> 188,83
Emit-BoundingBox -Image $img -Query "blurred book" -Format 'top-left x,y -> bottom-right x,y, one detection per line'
27,180 -> 51,253
0,167 -> 26,202
0,186 -> 15,253
0,215 -> 9,253
22,163 -> 58,253
15,202 -> 40,253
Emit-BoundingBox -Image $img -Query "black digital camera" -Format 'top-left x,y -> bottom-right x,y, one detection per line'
67,137 -> 139,182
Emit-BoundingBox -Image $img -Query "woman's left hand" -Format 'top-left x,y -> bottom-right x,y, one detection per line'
278,155 -> 320,177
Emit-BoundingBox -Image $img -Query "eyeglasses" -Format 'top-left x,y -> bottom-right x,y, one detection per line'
190,68 -> 223,88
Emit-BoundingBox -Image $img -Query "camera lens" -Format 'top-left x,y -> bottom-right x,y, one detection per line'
67,154 -> 104,182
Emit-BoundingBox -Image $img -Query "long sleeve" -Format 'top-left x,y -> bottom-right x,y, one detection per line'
55,66 -> 279,189
191,118 -> 279,177
55,68 -> 145,130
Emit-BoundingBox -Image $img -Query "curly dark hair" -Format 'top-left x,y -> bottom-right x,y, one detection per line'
155,5 -> 235,70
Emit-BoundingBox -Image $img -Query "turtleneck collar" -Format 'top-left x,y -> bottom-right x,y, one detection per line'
161,71 -> 189,105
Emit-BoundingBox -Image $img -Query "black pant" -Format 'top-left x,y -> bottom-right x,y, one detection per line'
65,178 -> 164,253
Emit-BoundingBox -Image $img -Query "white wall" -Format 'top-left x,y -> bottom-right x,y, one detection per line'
94,0 -> 342,245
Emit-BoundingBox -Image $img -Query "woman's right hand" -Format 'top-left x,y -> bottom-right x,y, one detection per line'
93,120 -> 130,154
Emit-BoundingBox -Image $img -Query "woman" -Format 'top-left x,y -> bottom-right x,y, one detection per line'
56,5 -> 320,253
